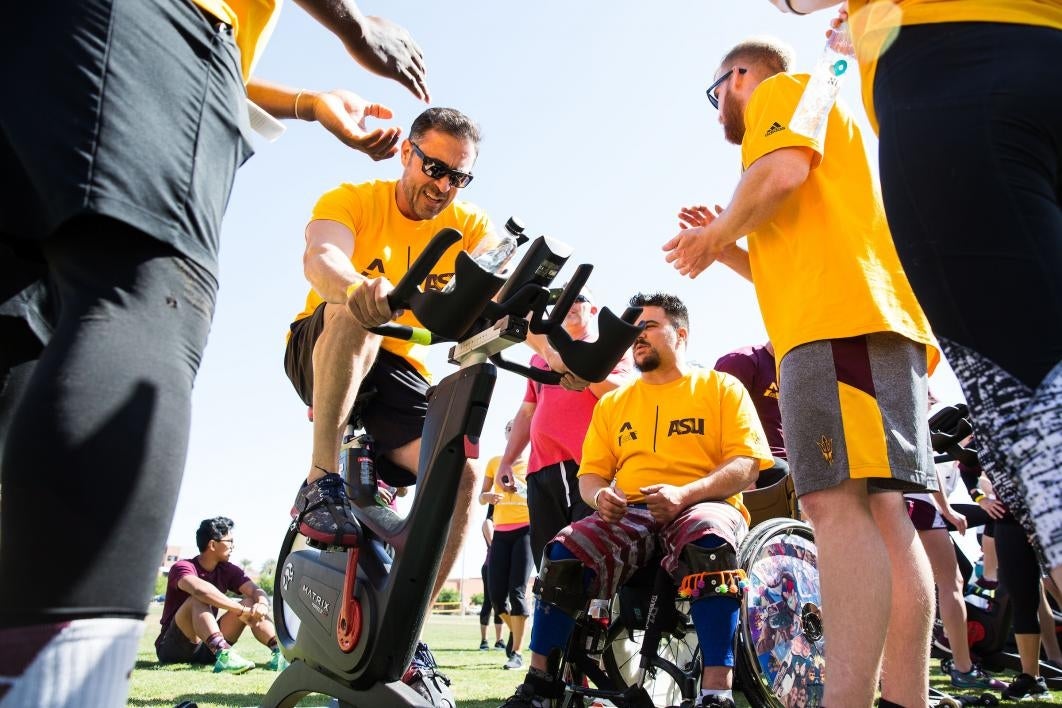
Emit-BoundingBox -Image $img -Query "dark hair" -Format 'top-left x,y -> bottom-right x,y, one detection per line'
196,516 -> 234,552
629,292 -> 689,332
719,37 -> 794,78
410,107 -> 482,147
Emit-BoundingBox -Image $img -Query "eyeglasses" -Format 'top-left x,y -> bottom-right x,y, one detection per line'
215,538 -> 235,548
706,67 -> 747,110
409,141 -> 474,189
574,295 -> 589,304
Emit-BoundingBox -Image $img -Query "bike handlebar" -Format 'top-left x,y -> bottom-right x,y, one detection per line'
365,226 -> 643,383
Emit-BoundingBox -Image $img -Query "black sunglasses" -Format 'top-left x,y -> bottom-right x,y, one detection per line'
706,67 -> 747,110
409,141 -> 474,189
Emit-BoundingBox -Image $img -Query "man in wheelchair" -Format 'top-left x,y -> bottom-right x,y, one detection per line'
500,293 -> 774,708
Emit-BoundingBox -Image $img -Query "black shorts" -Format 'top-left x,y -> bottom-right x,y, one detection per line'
1,0 -> 253,274
155,620 -> 214,665
284,303 -> 428,486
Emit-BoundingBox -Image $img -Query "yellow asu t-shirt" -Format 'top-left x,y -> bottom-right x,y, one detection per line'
484,457 -> 531,527
741,73 -> 939,371
846,0 -> 1062,133
190,0 -> 281,80
578,369 -> 775,524
293,180 -> 495,380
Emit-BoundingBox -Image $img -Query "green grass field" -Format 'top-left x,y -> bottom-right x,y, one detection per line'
130,608 -> 1057,707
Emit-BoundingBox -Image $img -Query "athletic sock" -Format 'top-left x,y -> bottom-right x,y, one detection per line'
207,631 -> 230,654
0,617 -> 143,708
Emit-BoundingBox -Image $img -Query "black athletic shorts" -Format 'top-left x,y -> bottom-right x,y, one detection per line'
284,303 -> 429,486
155,620 -> 215,665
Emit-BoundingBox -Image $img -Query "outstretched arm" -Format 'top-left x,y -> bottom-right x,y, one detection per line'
293,0 -> 430,102
764,0 -> 843,13
247,79 -> 400,160
663,146 -> 814,279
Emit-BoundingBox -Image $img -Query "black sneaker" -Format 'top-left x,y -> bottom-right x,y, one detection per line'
1002,672 -> 1048,701
402,641 -> 453,705
291,473 -> 359,547
497,682 -> 550,708
697,695 -> 736,708
494,639 -> 507,651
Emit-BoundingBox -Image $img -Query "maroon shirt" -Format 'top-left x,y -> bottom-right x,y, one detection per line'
157,557 -> 251,640
714,344 -> 786,459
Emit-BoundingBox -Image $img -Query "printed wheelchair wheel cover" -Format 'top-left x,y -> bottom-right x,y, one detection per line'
737,519 -> 824,708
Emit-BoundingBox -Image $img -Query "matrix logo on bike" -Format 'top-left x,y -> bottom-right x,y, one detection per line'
301,583 -> 333,617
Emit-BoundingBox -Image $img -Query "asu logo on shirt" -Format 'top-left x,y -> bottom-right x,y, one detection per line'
667,417 -> 705,436
617,421 -> 638,446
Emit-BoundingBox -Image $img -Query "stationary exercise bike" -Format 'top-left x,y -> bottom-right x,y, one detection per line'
262,225 -> 643,707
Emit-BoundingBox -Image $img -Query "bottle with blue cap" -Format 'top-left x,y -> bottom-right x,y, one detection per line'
790,20 -> 856,144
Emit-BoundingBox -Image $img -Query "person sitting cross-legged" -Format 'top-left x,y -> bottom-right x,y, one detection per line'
155,517 -> 285,674
498,293 -> 774,708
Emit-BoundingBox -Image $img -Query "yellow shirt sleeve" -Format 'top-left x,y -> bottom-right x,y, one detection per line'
741,74 -> 823,171
311,184 -> 366,237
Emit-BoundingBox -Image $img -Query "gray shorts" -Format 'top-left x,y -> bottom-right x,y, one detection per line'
779,332 -> 934,497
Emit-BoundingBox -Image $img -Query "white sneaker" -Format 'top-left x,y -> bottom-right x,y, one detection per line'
504,651 -> 523,670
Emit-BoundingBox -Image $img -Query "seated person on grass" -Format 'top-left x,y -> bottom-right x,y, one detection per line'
155,517 -> 284,674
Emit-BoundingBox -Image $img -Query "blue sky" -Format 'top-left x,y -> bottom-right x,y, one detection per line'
168,1 -> 964,573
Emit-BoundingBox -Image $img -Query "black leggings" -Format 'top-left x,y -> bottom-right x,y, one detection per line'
480,562 -> 501,627
994,521 -> 1044,636
0,217 -> 216,625
874,21 -> 1062,564
488,526 -> 535,617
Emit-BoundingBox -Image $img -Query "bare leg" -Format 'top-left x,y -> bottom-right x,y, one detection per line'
701,666 -> 732,691
391,438 -> 479,600
308,304 -> 381,484
510,614 -> 527,653
921,528 -> 972,671
1038,583 -> 1062,663
1016,633 -> 1042,676
872,491 -> 932,708
800,480 -> 890,708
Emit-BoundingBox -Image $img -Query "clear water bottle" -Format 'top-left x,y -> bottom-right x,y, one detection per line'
442,217 -> 527,292
585,599 -> 611,655
790,20 -> 856,144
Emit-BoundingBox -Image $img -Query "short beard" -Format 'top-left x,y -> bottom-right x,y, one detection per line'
634,349 -> 660,372
722,100 -> 745,145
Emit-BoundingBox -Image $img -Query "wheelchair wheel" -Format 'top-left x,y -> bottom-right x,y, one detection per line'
601,597 -> 702,706
736,518 -> 824,708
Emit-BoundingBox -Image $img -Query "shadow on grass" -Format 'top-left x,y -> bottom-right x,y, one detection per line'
128,693 -> 255,707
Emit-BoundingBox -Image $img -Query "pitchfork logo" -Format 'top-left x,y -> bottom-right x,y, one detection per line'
282,562 -> 294,592
816,435 -> 834,465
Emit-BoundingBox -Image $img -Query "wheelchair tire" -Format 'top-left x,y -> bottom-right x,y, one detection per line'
601,601 -> 702,706
736,518 -> 824,708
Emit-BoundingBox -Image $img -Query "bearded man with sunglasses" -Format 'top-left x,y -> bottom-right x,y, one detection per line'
283,108 -> 495,592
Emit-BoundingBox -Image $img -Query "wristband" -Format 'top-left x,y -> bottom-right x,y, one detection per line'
970,489 -> 986,503
592,487 -> 608,510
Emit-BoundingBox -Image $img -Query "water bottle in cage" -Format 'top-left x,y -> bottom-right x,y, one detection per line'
441,217 -> 527,292
790,20 -> 856,144
584,598 -> 611,655
341,433 -> 377,505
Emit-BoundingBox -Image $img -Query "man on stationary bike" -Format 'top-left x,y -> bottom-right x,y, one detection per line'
283,106 -> 496,694
500,293 -> 774,708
